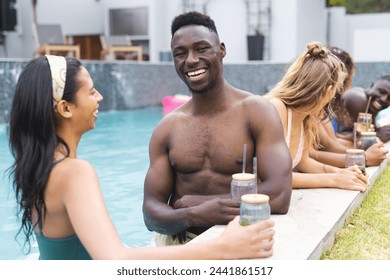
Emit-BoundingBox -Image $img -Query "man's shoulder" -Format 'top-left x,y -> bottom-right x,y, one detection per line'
343,87 -> 366,100
236,93 -> 281,123
235,89 -> 265,103
240,93 -> 277,111
151,109 -> 186,136
342,87 -> 367,111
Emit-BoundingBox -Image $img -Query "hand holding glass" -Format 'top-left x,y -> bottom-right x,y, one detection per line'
345,149 -> 366,175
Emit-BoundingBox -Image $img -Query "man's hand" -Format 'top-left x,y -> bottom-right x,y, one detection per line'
376,125 -> 390,143
365,142 -> 388,166
189,198 -> 240,226
173,194 -> 231,209
171,197 -> 240,243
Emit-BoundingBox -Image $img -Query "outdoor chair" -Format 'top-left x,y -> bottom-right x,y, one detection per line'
32,23 -> 80,59
99,35 -> 142,61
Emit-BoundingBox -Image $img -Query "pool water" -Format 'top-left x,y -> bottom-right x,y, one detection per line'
0,107 -> 163,260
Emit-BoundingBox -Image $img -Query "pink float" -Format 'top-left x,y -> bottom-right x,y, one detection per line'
162,94 -> 191,114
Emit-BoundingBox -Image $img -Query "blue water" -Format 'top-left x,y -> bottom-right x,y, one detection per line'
0,107 -> 163,260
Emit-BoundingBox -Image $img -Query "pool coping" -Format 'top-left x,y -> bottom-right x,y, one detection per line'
189,142 -> 390,260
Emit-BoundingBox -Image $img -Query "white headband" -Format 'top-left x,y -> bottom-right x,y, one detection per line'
45,55 -> 67,106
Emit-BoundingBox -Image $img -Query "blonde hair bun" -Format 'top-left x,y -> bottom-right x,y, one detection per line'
306,41 -> 328,59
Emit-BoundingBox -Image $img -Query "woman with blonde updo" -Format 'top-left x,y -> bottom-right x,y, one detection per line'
266,42 -> 368,191
310,45 -> 388,167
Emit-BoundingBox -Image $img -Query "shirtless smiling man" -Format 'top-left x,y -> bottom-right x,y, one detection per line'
143,11 -> 292,245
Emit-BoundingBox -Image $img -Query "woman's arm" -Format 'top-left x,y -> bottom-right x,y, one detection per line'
62,159 -> 275,260
309,149 -> 346,167
295,149 -> 367,192
310,142 -> 388,168
130,217 -> 275,260
319,120 -> 351,153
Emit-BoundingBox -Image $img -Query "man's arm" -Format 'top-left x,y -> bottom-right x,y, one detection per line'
249,96 -> 292,214
142,122 -> 190,235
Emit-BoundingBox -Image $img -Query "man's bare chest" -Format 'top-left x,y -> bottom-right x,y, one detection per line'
168,117 -> 254,174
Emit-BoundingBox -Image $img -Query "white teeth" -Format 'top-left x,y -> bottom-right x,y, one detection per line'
188,69 -> 206,77
372,100 -> 381,110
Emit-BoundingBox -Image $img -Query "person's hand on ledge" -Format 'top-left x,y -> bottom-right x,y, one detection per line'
365,142 -> 388,166
334,166 -> 368,192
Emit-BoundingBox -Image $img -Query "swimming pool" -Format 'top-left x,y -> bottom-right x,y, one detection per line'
0,107 -> 163,260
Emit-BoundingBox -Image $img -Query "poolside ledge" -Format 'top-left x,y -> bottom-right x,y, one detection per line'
190,142 -> 390,259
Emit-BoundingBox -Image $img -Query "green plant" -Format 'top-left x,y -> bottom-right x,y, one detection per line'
254,26 -> 262,36
328,0 -> 347,7
327,0 -> 390,13
322,162 -> 390,259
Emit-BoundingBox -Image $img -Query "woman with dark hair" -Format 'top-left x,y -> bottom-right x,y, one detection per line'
8,55 -> 274,260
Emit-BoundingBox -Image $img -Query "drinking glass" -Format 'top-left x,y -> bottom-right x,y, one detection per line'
345,149 -> 366,175
231,173 -> 256,201
356,113 -> 372,133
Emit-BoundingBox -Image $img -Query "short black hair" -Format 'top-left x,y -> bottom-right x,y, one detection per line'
171,11 -> 218,37
378,75 -> 390,83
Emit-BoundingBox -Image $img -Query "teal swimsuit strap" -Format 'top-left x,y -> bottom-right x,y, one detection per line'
37,157 -> 67,232
37,200 -> 44,231
53,157 -> 67,165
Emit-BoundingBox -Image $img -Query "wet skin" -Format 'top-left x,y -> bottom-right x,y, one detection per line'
143,25 -> 292,240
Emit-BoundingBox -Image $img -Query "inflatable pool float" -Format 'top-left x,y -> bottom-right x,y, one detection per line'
162,94 -> 191,114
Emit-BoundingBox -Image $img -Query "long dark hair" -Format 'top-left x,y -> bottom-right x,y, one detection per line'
8,56 -> 82,252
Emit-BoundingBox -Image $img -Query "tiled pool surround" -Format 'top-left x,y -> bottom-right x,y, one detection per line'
1,59 -> 390,124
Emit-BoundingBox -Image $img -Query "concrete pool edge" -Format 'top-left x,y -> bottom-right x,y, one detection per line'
190,142 -> 390,260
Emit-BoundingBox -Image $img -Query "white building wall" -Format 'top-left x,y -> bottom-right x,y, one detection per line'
2,0 -> 390,63
296,0 -> 327,55
3,0 -> 35,58
329,9 -> 390,62
353,29 -> 390,62
348,13 -> 390,62
154,0 -> 182,60
207,0 -> 247,63
36,0 -> 103,35
328,7 -> 349,50
268,0 -> 327,62
271,0 -> 298,62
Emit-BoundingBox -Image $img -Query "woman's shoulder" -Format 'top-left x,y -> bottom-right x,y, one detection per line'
47,158 -> 99,200
266,97 -> 288,120
56,157 -> 93,168
52,158 -> 96,180
267,97 -> 286,109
